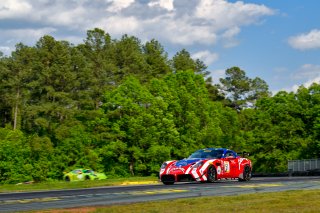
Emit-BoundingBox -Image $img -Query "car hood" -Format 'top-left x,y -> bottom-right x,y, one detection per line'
95,173 -> 107,179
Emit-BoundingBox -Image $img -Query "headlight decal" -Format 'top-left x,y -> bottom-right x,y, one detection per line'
192,161 -> 204,169
192,169 -> 199,178
186,166 -> 192,174
160,162 -> 167,169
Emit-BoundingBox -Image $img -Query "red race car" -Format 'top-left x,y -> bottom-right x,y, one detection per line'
159,148 -> 252,185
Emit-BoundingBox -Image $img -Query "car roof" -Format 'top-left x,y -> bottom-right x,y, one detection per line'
197,148 -> 237,154
200,148 -> 229,151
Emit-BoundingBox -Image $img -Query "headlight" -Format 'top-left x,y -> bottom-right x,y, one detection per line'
161,162 -> 168,169
193,161 -> 204,169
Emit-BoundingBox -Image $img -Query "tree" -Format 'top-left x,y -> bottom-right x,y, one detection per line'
205,77 -> 226,101
100,76 -> 155,176
248,77 -> 271,102
4,43 -> 37,130
219,67 -> 270,109
113,34 -> 149,83
20,35 -> 78,137
79,28 -> 117,110
143,39 -> 172,79
244,91 -> 307,172
160,71 -> 223,157
171,49 -> 209,76
296,83 -> 320,158
219,67 -> 250,109
0,54 -> 12,127
0,128 -> 32,183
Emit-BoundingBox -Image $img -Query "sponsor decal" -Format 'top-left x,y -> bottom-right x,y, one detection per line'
171,167 -> 185,172
239,158 -> 245,170
224,161 -> 230,173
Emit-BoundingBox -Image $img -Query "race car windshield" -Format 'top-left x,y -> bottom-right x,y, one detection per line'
188,149 -> 224,159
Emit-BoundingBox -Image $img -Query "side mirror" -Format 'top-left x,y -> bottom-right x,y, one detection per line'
242,152 -> 249,157
237,152 -> 249,157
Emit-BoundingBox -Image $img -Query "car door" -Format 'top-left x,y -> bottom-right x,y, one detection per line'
224,151 -> 239,178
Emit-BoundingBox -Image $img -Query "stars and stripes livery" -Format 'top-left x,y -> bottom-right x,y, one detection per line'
159,148 -> 252,185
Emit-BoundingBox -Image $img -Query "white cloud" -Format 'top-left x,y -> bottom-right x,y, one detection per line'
0,0 -> 32,19
45,6 -> 88,28
288,77 -> 320,93
288,29 -> 320,50
291,64 -> 320,80
148,0 -> 174,11
0,0 -> 275,55
195,0 -> 274,30
302,76 -> 320,88
106,0 -> 135,12
192,50 -> 219,65
222,26 -> 241,38
1,28 -> 56,40
96,16 -> 139,36
162,17 -> 218,45
278,64 -> 320,93
0,28 -> 56,51
221,26 -> 240,48
177,0 -> 274,47
210,69 -> 225,83
0,46 -> 12,55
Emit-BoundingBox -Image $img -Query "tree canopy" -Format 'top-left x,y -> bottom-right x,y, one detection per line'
0,28 -> 319,183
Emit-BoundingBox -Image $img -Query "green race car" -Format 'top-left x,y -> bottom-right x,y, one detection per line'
64,168 -> 107,181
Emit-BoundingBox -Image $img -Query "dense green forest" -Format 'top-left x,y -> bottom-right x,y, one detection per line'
0,28 -> 319,183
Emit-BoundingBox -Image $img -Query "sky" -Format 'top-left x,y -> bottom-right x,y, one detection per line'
0,0 -> 320,94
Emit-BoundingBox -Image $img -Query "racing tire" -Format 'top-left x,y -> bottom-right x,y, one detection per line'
162,181 -> 174,185
85,175 -> 90,181
239,165 -> 251,182
65,176 -> 70,182
206,165 -> 217,183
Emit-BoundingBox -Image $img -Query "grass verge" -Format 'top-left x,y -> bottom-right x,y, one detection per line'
40,189 -> 320,213
0,176 -> 159,193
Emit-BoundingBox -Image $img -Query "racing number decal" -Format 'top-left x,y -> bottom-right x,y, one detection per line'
217,166 -> 221,174
224,161 -> 230,173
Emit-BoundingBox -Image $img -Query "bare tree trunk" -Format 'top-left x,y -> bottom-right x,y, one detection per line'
13,88 -> 19,130
129,160 -> 134,176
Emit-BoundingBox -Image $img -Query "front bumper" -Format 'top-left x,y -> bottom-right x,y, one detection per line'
160,174 -> 198,182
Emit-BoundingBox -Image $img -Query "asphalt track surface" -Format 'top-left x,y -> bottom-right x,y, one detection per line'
1,176 -> 320,212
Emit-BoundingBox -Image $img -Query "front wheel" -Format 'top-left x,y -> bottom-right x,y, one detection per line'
239,165 -> 251,182
206,165 -> 217,183
162,181 -> 174,185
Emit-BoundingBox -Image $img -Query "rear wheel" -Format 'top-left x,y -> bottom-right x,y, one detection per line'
85,175 -> 90,180
65,176 -> 70,182
207,165 -> 216,183
239,165 -> 251,182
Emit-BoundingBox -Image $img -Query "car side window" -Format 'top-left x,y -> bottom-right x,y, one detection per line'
73,169 -> 81,174
225,151 -> 235,158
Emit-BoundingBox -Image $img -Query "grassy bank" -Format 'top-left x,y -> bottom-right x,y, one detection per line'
42,189 -> 320,213
0,176 -> 159,193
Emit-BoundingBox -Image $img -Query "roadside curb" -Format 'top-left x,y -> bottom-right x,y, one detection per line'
120,181 -> 159,185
